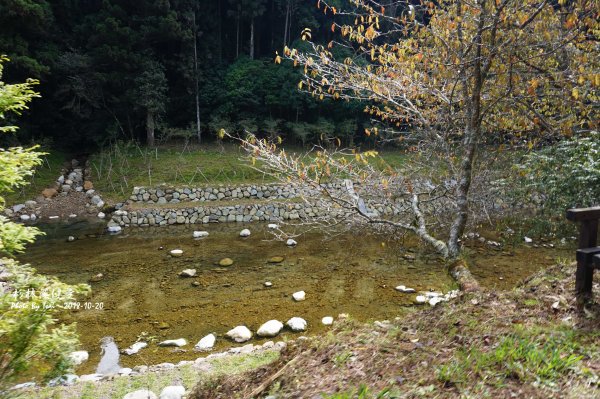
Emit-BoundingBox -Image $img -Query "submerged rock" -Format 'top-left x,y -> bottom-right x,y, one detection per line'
257,320 -> 284,337
286,317 -> 307,332
292,291 -> 306,301
179,269 -> 197,277
226,326 -> 252,343
219,258 -> 234,266
158,338 -> 187,347
194,334 -> 216,351
268,256 -> 284,263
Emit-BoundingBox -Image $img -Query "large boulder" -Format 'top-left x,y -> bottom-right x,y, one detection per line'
226,326 -> 252,343
257,320 -> 283,337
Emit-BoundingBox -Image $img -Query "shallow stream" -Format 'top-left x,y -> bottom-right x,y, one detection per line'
18,220 -> 568,374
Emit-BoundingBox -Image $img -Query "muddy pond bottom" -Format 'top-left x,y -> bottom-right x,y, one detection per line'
19,220 -> 568,374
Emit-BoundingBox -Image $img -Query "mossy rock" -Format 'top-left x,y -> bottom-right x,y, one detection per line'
219,258 -> 234,267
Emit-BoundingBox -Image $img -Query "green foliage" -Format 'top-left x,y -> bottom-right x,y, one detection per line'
517,131 -> 600,211
324,384 -> 399,399
0,56 -> 40,133
0,59 -> 90,389
437,327 -> 586,387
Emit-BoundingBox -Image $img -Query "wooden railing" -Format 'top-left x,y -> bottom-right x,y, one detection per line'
566,206 -> 600,303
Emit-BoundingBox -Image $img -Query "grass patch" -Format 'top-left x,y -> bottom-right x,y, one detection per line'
2,151 -> 65,206
16,351 -> 279,399
88,142 -> 410,203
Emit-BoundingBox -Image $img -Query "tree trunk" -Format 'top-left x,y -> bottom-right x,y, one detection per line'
146,110 -> 155,147
283,0 -> 290,47
235,6 -> 240,58
192,12 -> 201,144
250,18 -> 255,59
217,0 -> 222,62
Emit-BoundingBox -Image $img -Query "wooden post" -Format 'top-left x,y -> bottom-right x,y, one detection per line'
566,206 -> 600,302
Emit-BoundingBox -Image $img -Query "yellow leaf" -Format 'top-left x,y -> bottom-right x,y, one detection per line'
572,88 -> 579,99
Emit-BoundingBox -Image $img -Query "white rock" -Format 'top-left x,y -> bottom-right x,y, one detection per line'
257,320 -> 284,337
160,386 -> 186,399
415,295 -> 428,304
524,236 -> 533,243
264,281 -> 273,287
395,285 -> 416,293
169,249 -> 183,257
158,338 -> 187,347
13,204 -> 25,213
179,269 -> 197,277
429,297 -> 443,307
286,238 -> 297,246
239,228 -> 251,237
48,374 -> 79,387
30,214 -> 37,221
123,389 -> 158,399
97,212 -> 106,219
49,215 -> 59,219
67,236 -> 76,242
79,374 -> 103,382
57,175 -> 65,184
68,350 -> 89,366
321,316 -> 334,326
193,231 -> 209,238
194,334 -> 216,351
107,225 -> 122,233
122,342 -> 147,355
118,367 -> 132,376
286,317 -> 307,332
292,291 -> 306,301
69,214 -> 77,218
96,200 -> 105,209
226,326 -> 253,343
267,224 -> 279,229
20,214 -> 30,221
424,291 -> 443,298
11,382 -> 36,390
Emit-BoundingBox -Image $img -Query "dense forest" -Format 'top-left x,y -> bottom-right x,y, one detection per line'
0,0 -> 387,151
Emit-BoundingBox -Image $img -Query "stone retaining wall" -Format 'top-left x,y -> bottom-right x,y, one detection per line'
129,184 -> 300,204
110,201 -> 344,227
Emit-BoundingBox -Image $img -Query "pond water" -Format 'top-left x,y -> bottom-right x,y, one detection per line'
18,219 -> 568,374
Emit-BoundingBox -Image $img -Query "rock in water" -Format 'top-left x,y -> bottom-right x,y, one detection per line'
89,273 -> 104,282
264,281 -> 273,287
321,316 -> 334,326
194,334 -> 216,351
97,212 -> 106,219
257,320 -> 283,337
239,229 -> 251,237
226,326 -> 252,343
267,224 -> 279,229
170,249 -> 183,257
96,336 -> 121,375
68,350 -> 89,366
286,239 -> 297,246
193,231 -> 209,238
268,256 -> 284,263
414,295 -> 427,304
179,269 -> 197,277
158,338 -> 187,347
292,291 -> 306,301
395,285 -> 416,293
107,225 -> 122,233
160,386 -> 186,399
286,317 -> 307,332
123,390 -> 158,399
122,342 -> 147,355
219,258 -> 234,266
